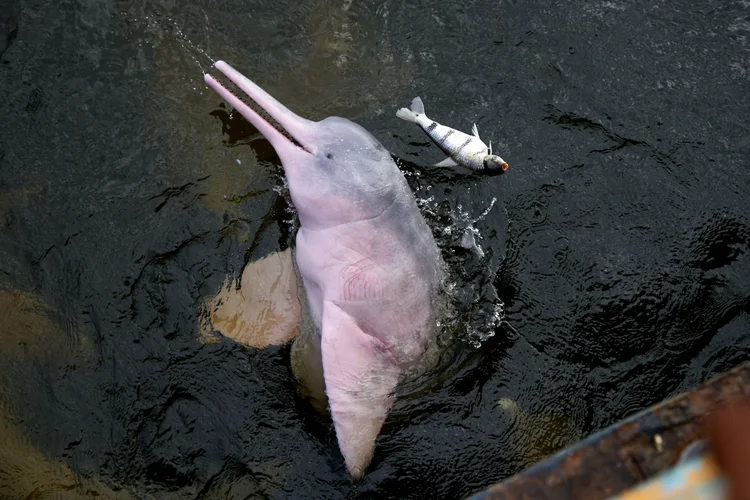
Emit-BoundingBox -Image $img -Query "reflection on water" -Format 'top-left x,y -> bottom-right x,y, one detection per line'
0,405 -> 129,499
297,0 -> 415,118
0,186 -> 42,230
0,291 -> 125,498
0,290 -> 84,360
496,397 -> 582,471
199,248 -> 300,348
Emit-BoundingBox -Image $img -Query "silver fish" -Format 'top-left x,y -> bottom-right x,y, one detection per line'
396,96 -> 509,172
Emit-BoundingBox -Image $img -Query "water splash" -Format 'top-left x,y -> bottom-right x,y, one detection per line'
272,175 -> 299,234
127,9 -> 217,92
166,14 -> 216,84
455,197 -> 497,258
407,171 -> 506,348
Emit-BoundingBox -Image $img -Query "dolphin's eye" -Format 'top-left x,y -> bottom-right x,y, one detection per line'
326,153 -> 334,159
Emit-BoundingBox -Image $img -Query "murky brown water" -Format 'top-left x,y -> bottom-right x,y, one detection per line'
2,0 -> 750,497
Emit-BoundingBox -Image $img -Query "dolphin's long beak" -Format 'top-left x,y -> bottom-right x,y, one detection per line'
204,61 -> 315,157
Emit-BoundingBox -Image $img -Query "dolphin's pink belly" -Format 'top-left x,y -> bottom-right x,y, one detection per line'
295,220 -> 434,365
293,216 -> 439,477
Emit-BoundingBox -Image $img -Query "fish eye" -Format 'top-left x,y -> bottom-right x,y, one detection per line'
326,153 -> 334,159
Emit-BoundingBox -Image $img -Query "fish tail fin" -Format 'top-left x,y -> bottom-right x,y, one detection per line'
396,107 -> 419,123
395,96 -> 426,123
410,96 -> 425,115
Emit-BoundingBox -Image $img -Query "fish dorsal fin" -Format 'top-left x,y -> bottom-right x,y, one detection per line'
471,123 -> 481,139
488,139 -> 492,155
434,157 -> 459,167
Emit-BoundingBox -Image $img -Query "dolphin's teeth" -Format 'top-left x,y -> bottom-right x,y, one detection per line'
207,71 -> 304,150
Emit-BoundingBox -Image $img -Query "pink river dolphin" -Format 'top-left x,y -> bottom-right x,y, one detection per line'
204,61 -> 445,478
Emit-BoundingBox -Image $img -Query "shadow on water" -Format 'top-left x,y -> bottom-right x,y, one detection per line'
0,290 -> 130,497
2,0 -> 750,497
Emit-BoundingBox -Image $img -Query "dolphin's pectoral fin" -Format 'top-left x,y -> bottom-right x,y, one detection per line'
434,157 -> 459,167
320,300 -> 401,479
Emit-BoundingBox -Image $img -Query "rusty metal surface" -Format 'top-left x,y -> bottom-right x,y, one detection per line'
466,361 -> 750,500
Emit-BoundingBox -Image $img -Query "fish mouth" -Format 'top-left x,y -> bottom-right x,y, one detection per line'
204,61 -> 315,157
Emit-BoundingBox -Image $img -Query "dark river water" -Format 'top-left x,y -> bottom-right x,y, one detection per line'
2,0 -> 750,498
